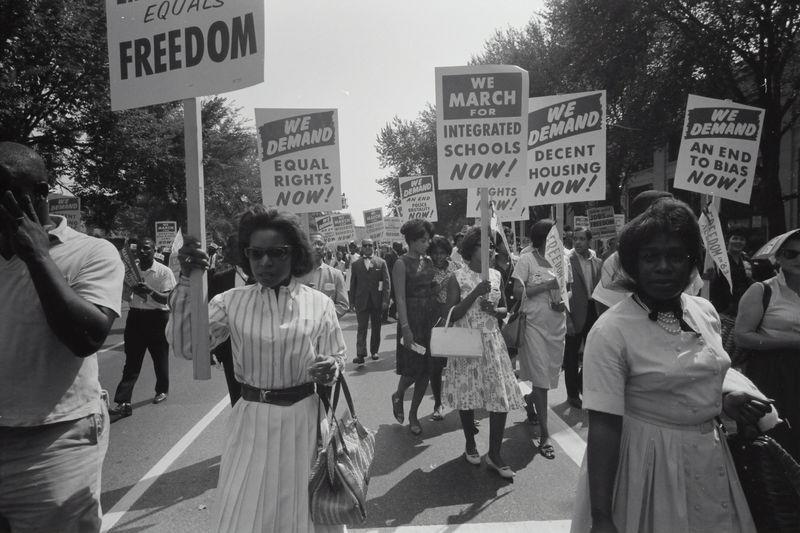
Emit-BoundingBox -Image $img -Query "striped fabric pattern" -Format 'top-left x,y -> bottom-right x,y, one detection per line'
167,277 -> 346,388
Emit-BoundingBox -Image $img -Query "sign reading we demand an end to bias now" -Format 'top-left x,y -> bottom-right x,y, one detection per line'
674,95 -> 764,204
106,0 -> 264,111
526,91 -> 606,206
436,65 -> 528,190
399,175 -> 438,222
256,109 -> 342,214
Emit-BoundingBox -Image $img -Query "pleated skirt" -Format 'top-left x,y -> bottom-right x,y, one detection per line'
571,414 -> 755,533
213,395 -> 345,533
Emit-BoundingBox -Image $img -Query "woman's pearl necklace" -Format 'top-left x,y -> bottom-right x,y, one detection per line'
655,312 -> 681,335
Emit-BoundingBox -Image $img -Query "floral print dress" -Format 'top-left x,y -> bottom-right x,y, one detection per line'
442,267 -> 524,412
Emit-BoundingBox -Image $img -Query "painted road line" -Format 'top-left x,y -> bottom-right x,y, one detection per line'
518,382 -> 586,467
352,520 -> 571,532
98,341 -> 124,354
100,396 -> 229,533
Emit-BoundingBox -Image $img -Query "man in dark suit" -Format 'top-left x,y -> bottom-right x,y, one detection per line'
564,227 -> 603,409
349,238 -> 391,365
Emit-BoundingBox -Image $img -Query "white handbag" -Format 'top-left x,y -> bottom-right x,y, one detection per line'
429,306 -> 484,358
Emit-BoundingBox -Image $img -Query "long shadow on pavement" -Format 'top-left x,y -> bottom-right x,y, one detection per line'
102,455 -> 221,532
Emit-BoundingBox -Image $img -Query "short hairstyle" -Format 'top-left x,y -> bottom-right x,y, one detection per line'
428,234 -> 452,256
630,190 -> 673,219
617,198 -> 702,285
237,206 -> 314,278
392,241 -> 404,254
459,227 -> 483,261
400,218 -> 433,244
528,219 -> 555,248
453,232 -> 464,243
574,227 -> 593,241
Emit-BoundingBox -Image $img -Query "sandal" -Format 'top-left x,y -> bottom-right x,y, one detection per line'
430,406 -> 444,421
409,420 -> 422,436
538,441 -> 555,460
391,393 -> 404,424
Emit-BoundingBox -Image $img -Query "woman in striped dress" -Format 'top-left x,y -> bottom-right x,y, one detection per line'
168,206 -> 346,533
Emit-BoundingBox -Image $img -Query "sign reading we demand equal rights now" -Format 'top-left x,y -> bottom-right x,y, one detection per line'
436,66 -> 528,190
674,95 -> 764,204
255,109 -> 342,213
526,91 -> 606,206
106,0 -> 264,110
399,175 -> 438,222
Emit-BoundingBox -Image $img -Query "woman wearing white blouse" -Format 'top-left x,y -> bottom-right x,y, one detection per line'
168,207 -> 346,533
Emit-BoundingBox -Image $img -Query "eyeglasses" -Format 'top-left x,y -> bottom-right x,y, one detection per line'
779,249 -> 800,260
243,246 -> 292,260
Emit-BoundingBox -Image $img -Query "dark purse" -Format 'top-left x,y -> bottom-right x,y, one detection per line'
501,302 -> 525,358
725,426 -> 800,531
309,376 -> 375,525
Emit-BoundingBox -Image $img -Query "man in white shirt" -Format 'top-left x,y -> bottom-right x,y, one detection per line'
109,237 -> 176,417
564,228 -> 602,409
297,232 -> 349,317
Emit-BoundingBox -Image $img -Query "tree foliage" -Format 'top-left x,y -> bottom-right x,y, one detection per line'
375,105 -> 468,236
1,2 -> 261,240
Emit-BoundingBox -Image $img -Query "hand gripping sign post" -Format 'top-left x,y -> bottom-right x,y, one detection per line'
255,109 -> 342,213
436,65 -> 528,279
526,91 -> 607,206
674,95 -> 764,204
106,1 -> 265,380
398,175 -> 438,222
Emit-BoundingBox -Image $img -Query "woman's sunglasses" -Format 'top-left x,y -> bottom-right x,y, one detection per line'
243,246 -> 292,260
779,248 -> 800,260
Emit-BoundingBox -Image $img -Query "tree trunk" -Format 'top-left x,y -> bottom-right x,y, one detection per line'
759,107 -> 787,236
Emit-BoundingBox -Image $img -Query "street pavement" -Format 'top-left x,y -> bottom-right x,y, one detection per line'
98,306 -> 589,532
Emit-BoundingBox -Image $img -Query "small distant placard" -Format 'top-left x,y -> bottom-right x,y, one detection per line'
587,206 -> 616,239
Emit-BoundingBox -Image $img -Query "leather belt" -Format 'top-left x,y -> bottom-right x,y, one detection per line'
240,383 -> 316,406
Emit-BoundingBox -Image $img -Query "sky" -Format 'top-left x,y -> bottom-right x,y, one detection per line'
226,0 -> 545,225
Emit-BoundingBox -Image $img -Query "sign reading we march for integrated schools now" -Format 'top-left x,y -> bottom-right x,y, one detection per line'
256,109 -> 341,214
106,0 -> 264,111
155,221 -> 178,250
526,91 -> 606,206
674,95 -> 764,204
436,65 -> 528,190
363,208 -> 384,240
399,175 -> 438,222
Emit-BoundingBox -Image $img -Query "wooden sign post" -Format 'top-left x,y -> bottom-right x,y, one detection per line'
184,98 -> 211,380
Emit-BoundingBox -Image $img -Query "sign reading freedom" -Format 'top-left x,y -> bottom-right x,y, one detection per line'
106,0 -> 265,110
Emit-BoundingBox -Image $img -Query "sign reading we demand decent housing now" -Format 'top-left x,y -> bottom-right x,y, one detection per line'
106,0 -> 265,111
436,65 -> 528,190
674,95 -> 764,204
526,91 -> 606,206
255,109 -> 342,213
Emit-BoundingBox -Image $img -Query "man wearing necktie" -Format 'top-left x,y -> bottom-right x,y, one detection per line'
349,238 -> 391,365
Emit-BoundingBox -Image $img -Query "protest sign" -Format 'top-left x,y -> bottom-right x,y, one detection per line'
155,221 -> 178,250
573,215 -> 589,229
526,91 -> 606,206
106,0 -> 264,111
48,195 -> 81,229
614,214 -> 625,234
467,186 -> 528,222
383,217 -> 403,242
699,202 -> 732,294
316,213 -> 354,245
674,95 -> 764,204
399,175 -> 438,221
436,65 -> 528,190
544,226 -> 570,312
364,208 -> 385,240
256,109 -> 341,213
587,206 -> 616,239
